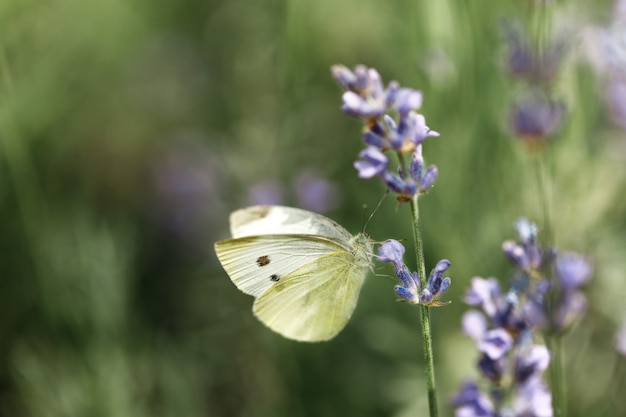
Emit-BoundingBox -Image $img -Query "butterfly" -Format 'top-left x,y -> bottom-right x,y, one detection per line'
214,205 -> 373,342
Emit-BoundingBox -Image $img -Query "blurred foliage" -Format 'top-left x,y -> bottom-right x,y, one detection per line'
1,0 -> 626,416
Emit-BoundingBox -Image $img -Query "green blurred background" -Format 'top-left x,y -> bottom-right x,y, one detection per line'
2,0 -> 626,416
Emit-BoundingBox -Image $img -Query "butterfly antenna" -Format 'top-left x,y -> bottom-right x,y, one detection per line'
362,189 -> 389,232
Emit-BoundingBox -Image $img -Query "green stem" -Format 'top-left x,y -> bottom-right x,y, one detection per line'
409,194 -> 438,417
546,335 -> 565,417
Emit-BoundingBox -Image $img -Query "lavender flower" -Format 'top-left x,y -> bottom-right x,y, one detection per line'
332,64 -> 439,201
294,170 -> 341,213
377,240 -> 451,306
509,90 -> 565,147
456,282 -> 553,416
503,218 -> 593,333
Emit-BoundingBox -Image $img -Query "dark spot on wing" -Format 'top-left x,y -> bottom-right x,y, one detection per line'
270,274 -> 280,282
257,255 -> 270,267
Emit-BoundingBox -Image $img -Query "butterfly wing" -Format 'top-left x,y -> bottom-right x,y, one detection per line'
229,205 -> 353,243
252,250 -> 368,342
214,235 -> 348,297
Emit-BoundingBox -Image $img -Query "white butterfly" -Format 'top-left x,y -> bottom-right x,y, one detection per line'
214,205 -> 373,342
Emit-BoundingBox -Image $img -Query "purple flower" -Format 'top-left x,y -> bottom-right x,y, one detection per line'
477,354 -> 506,382
393,88 -> 423,114
514,345 -> 550,384
354,147 -> 389,179
553,290 -> 588,330
465,277 -> 501,319
376,239 -> 405,270
295,170 -> 340,213
554,252 -> 593,292
425,259 -> 452,298
331,65 -> 388,118
249,181 -> 284,205
478,328 -> 514,360
462,311 -> 488,342
377,240 -> 451,305
381,170 -> 417,198
394,266 -> 421,304
451,381 -> 496,417
409,146 -> 439,193
509,90 -> 565,145
512,377 -> 553,417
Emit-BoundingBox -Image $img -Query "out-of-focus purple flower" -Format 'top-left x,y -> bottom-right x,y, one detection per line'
478,328 -> 514,360
509,90 -> 565,146
514,345 -> 551,384
477,354 -> 506,382
502,217 -> 544,271
451,381 -> 496,417
465,277 -> 501,319
555,252 -> 593,292
393,88 -> 423,115
332,65 -> 387,118
354,146 -> 389,179
295,170 -> 341,214
462,310 -> 488,342
500,18 -> 567,86
554,290 -> 588,330
377,239 -> 405,270
512,377 -> 553,417
249,181 -> 284,206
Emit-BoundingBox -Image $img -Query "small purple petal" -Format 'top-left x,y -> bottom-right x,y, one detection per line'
381,171 -> 417,196
502,240 -> 529,269
462,310 -> 487,342
409,148 -> 424,182
554,291 -> 587,330
331,65 -> 357,89
393,88 -> 423,114
363,130 -> 387,148
478,354 -> 506,382
419,288 -> 433,304
513,377 -> 553,417
354,146 -> 389,179
419,165 -> 438,192
249,181 -> 284,205
465,277 -> 501,319
555,252 -> 593,291
478,328 -> 514,360
397,265 -> 418,292
295,171 -> 340,213
451,381 -> 496,416
515,345 -> 550,384
377,239 -> 405,269
427,259 -> 452,295
438,277 -> 451,297
395,285 -> 420,303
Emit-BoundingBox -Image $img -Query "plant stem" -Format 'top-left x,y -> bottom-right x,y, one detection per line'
546,334 -> 565,417
409,194 -> 438,417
